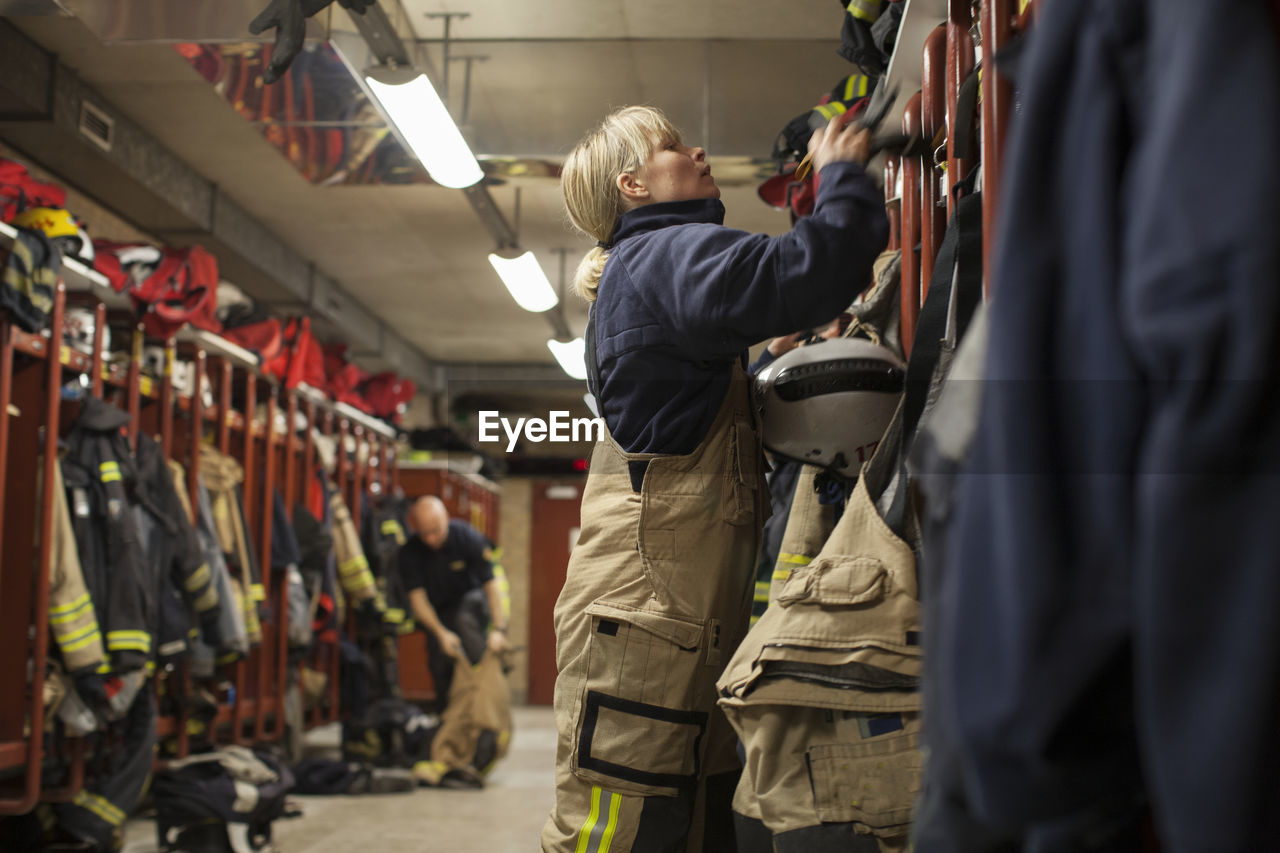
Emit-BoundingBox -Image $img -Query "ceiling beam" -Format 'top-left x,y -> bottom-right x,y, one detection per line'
440,362 -> 585,398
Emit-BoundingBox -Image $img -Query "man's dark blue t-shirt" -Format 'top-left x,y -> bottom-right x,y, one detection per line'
397,519 -> 493,615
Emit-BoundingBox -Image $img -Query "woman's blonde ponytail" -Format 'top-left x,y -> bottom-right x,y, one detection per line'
574,246 -> 609,303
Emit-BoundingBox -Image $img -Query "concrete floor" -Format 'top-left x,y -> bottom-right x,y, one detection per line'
123,705 -> 556,853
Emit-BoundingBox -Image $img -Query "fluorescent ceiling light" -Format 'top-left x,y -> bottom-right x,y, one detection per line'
364,67 -> 483,189
489,251 -> 559,312
548,337 -> 588,381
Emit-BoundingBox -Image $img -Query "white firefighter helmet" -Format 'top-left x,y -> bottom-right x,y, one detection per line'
142,345 -> 168,377
754,337 -> 905,472
62,305 -> 108,357
55,225 -> 95,267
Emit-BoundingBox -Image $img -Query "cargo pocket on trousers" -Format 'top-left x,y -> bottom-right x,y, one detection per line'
726,418 -> 760,526
573,601 -> 708,797
806,730 -> 921,830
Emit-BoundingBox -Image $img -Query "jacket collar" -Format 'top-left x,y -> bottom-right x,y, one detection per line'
608,198 -> 726,247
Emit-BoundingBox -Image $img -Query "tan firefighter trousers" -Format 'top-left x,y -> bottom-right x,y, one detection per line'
541,365 -> 767,853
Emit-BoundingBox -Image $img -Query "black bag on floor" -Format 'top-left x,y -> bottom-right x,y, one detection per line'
152,747 -> 295,853
341,697 -> 438,768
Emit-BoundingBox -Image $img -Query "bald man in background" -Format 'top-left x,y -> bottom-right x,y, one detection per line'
399,496 -> 509,708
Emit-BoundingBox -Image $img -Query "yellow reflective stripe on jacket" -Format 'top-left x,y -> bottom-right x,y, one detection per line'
72,790 -> 126,826
61,627 -> 104,653
813,101 -> 848,122
106,630 -> 151,653
345,578 -> 376,596
193,586 -> 218,613
846,0 -> 882,22
380,519 -> 406,545
251,583 -> 266,601
777,552 -> 813,565
183,563 -> 211,592
98,461 -> 121,484
843,74 -> 870,101
50,591 -> 92,617
384,608 -> 405,624
338,555 -> 370,577
3,238 -> 55,312
59,621 -> 99,645
49,598 -> 94,625
575,786 -> 622,853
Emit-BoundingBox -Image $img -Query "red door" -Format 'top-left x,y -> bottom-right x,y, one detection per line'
528,480 -> 584,705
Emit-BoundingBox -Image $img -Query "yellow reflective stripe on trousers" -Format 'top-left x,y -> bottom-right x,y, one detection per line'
753,581 -> 770,601
575,786 -> 622,853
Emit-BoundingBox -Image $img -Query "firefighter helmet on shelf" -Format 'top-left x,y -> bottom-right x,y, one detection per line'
10,206 -> 95,266
63,306 -> 109,357
142,345 -> 168,377
9,205 -> 77,238
754,337 -> 905,472
56,225 -> 95,267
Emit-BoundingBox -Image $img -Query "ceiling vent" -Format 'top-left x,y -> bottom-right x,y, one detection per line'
78,101 -> 113,152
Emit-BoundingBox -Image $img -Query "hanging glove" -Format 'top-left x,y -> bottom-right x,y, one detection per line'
355,594 -> 387,638
73,671 -> 112,727
249,0 -> 376,85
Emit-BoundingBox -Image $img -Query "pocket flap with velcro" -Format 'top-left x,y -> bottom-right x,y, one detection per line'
584,601 -> 704,650
757,643 -> 921,675
776,557 -> 887,607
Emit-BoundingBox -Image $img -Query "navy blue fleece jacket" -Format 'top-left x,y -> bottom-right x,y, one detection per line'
590,161 -> 889,454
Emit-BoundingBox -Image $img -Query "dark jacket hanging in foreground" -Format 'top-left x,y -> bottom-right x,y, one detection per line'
925,1 -> 1280,849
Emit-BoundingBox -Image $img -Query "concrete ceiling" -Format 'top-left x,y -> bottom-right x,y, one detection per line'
3,0 -> 857,421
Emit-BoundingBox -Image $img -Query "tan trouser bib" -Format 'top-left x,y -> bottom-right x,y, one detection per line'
719,471 -> 923,850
